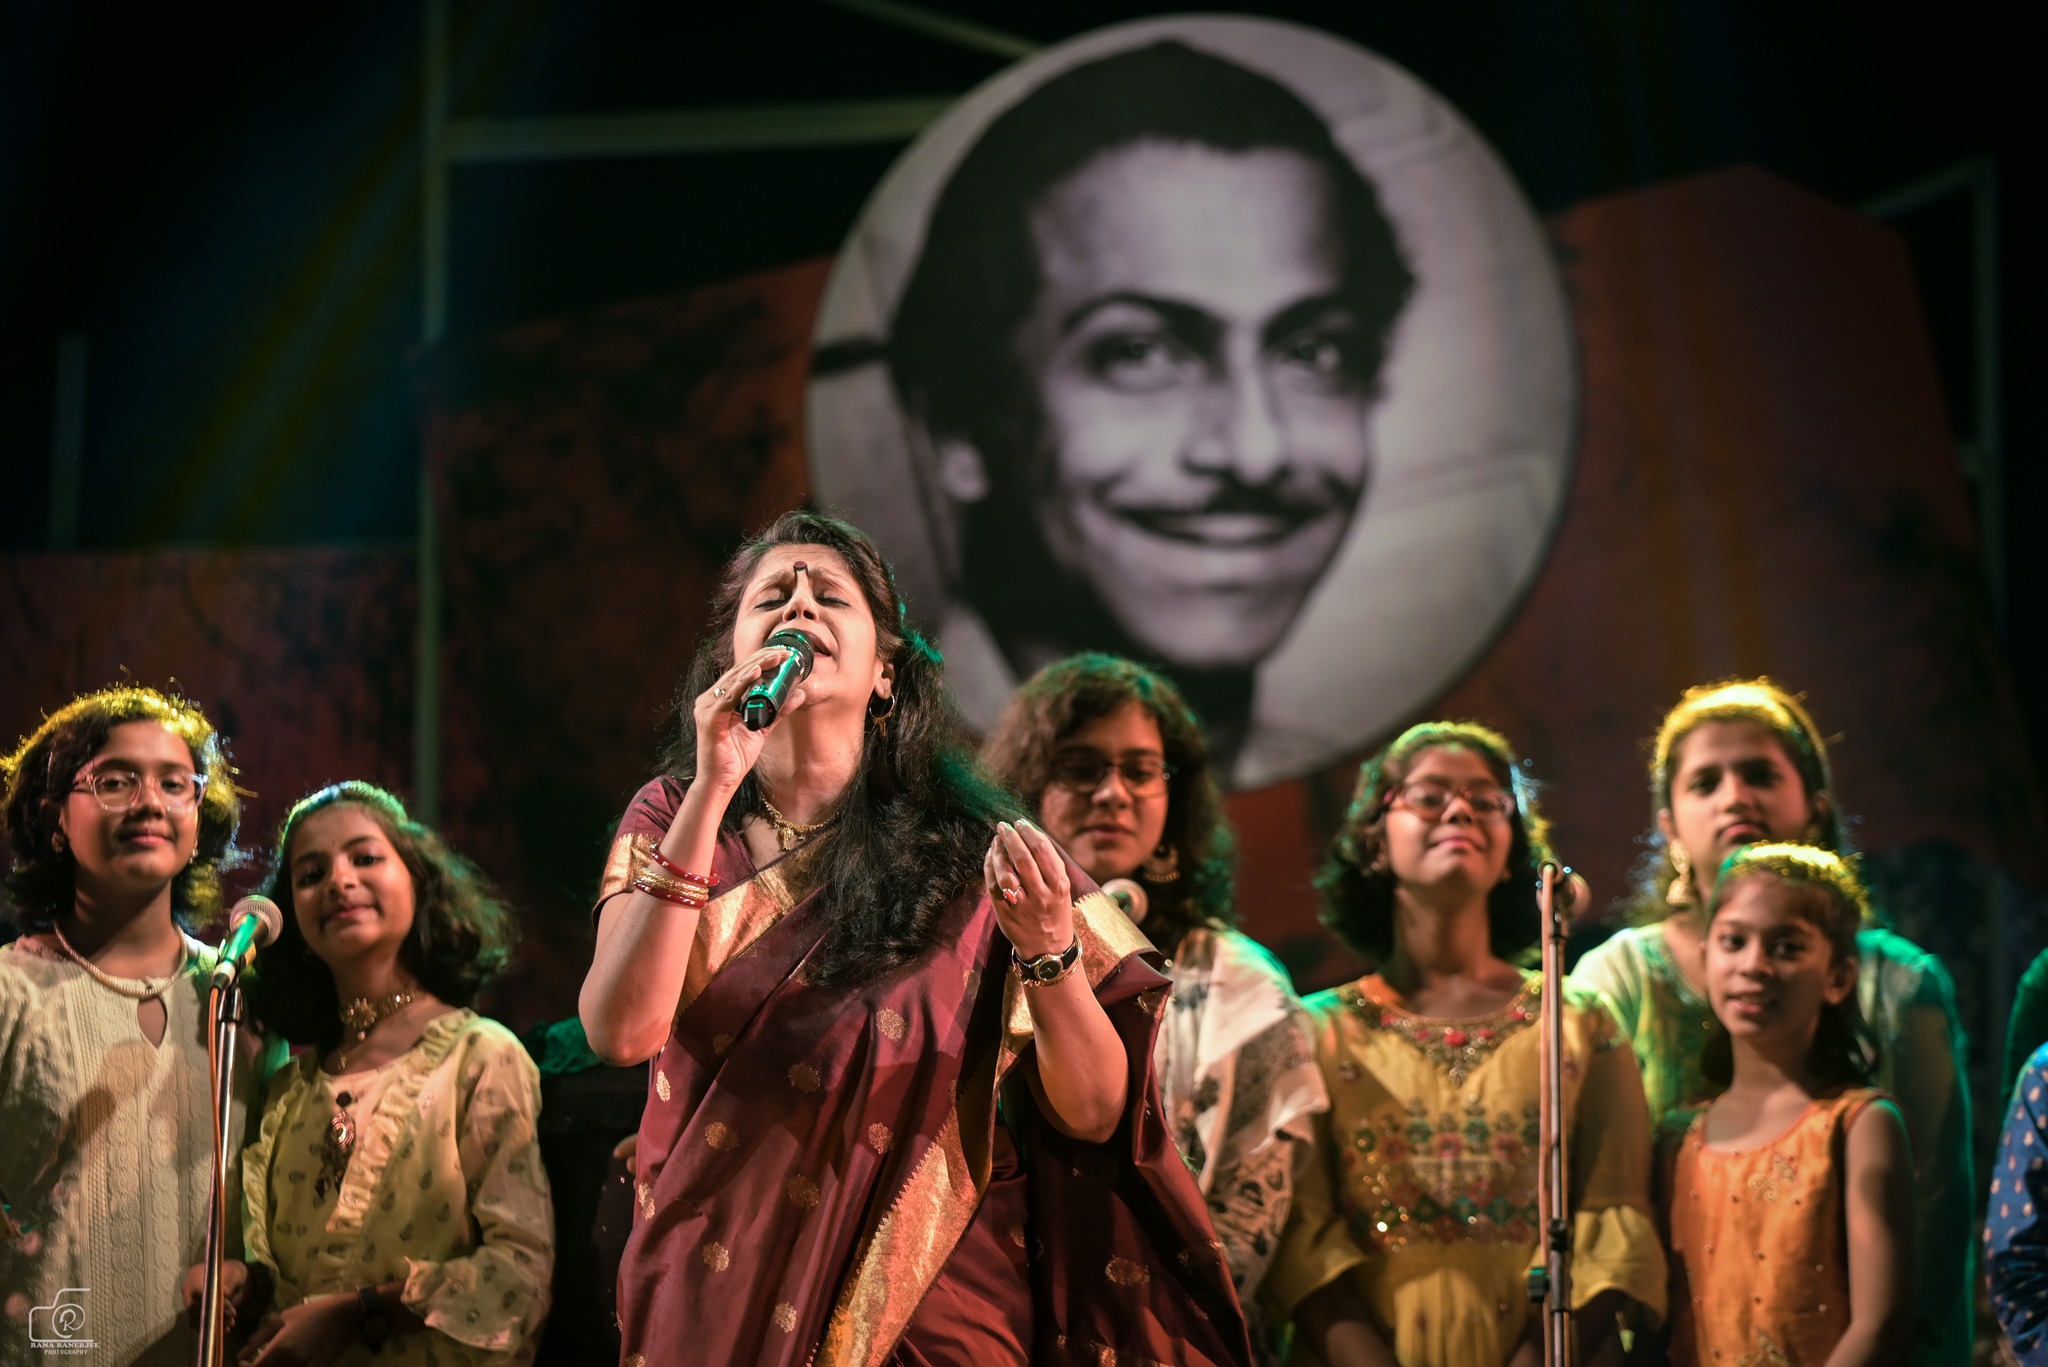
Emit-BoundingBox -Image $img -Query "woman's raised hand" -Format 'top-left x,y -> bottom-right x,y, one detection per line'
692,645 -> 807,794
985,820 -> 1075,960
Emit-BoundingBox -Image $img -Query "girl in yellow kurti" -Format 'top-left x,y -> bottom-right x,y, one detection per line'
216,783 -> 552,1366
1269,722 -> 1665,1367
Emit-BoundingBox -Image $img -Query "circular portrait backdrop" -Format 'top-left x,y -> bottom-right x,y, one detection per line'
808,15 -> 1574,788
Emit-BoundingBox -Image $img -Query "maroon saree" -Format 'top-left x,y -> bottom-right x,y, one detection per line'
600,778 -> 1250,1367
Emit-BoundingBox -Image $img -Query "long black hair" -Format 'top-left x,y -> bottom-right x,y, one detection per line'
245,782 -> 517,1050
1316,720 -> 1553,966
2,685 -> 244,932
982,653 -> 1236,956
658,510 -> 1020,986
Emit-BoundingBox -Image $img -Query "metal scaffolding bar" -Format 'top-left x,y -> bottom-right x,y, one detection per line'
444,96 -> 956,163
812,0 -> 1039,60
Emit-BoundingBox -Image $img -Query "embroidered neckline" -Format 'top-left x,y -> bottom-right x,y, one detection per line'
1640,922 -> 1709,1010
1344,975 -> 1540,1084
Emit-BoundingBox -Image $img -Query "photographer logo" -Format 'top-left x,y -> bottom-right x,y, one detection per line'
27,1288 -> 93,1353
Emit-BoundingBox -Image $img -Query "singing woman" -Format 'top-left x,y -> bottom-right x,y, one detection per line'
578,510 -> 1249,1366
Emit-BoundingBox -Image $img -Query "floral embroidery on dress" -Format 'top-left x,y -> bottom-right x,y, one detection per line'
1746,1151 -> 1798,1203
1342,1096 -> 1541,1250
1342,980 -> 1539,1085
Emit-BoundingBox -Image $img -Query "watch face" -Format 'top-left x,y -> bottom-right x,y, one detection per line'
1031,959 -> 1062,983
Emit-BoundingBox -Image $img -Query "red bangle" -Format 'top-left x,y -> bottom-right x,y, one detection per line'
647,846 -> 718,887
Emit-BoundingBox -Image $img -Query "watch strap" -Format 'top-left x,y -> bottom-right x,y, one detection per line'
1011,935 -> 1081,985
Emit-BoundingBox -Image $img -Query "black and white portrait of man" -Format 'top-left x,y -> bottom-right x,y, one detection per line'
810,18 -> 1574,785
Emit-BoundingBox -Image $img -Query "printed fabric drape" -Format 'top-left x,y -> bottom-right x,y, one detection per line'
602,777 -> 1251,1367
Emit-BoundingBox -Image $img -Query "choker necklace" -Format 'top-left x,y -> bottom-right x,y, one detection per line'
336,989 -> 417,1071
758,794 -> 836,852
49,924 -> 190,1001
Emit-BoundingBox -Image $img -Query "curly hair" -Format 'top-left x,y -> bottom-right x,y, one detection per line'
658,509 -> 1020,986
244,782 -> 517,1050
1315,721 -> 1554,965
2,686 -> 244,932
982,653 -> 1236,955
1699,842 -> 1876,1088
1629,678 -> 1848,921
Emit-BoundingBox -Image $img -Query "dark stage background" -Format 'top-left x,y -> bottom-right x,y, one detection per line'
3,0 -> 2042,1220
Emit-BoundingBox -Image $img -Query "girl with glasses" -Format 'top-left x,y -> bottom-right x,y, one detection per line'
1568,679 -> 1971,1366
1,686 -> 278,1365
1269,721 -> 1664,1367
982,653 -> 1327,1364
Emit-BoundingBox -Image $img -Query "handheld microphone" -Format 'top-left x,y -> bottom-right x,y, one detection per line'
742,629 -> 817,731
1102,878 -> 1149,925
209,895 -> 283,988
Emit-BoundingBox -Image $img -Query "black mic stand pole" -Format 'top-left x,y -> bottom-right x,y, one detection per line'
1526,862 -> 1575,1367
196,976 -> 244,1367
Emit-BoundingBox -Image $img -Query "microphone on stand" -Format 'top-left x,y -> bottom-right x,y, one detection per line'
1553,870 -> 1591,918
1102,878 -> 1148,925
742,629 -> 817,732
208,895 -> 283,988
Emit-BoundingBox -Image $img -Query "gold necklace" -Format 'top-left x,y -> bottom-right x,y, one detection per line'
336,989 -> 416,1071
758,794 -> 836,852
319,990 -> 419,1200
49,923 -> 191,1001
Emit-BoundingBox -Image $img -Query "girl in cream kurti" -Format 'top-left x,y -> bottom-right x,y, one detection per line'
227,783 -> 551,1366
1,688 -> 274,1367
1270,722 -> 1664,1367
240,1010 -> 551,1366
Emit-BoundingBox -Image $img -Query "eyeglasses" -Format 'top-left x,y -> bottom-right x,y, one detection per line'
71,768 -> 208,814
1386,780 -> 1515,820
1047,754 -> 1173,795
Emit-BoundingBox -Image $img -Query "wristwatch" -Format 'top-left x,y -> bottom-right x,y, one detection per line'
1012,936 -> 1081,986
356,1284 -> 390,1352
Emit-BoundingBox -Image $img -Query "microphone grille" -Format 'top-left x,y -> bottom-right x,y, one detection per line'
230,893 -> 284,944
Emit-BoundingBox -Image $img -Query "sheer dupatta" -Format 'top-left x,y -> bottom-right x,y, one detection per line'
602,780 -> 1251,1367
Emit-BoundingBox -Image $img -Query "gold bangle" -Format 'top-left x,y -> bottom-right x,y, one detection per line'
631,873 -> 708,908
630,848 -> 712,905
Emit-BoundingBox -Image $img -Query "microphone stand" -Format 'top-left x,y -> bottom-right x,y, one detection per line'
1526,862 -> 1575,1367
196,977 -> 244,1367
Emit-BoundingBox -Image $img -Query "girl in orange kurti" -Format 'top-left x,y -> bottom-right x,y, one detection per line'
1663,844 -> 1914,1367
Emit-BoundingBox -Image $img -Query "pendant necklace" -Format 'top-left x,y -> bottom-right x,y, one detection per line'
758,794 -> 836,852
48,923 -> 191,1001
318,989 -> 416,1199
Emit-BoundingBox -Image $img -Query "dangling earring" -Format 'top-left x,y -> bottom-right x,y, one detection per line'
51,831 -> 68,855
1666,843 -> 1695,907
1142,842 -> 1181,884
867,692 -> 895,738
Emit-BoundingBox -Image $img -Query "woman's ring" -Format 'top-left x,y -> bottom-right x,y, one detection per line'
713,685 -> 728,698
1000,885 -> 1021,905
